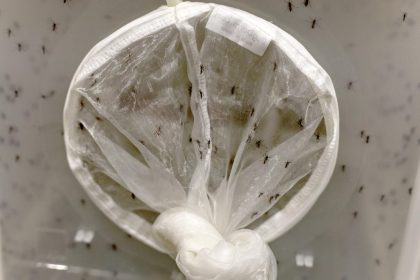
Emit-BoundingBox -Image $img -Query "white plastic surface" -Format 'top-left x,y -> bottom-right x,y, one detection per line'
0,226 -> 3,280
1,0 -> 420,279
395,159 -> 420,280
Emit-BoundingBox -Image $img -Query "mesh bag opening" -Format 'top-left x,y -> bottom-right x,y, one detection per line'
64,2 -> 339,279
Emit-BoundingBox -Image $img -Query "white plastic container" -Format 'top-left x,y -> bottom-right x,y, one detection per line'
0,0 -> 419,279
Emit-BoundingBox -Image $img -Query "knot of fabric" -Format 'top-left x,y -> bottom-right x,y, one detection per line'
153,208 -> 276,280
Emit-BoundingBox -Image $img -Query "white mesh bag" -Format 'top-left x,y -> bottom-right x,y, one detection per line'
63,2 -> 339,279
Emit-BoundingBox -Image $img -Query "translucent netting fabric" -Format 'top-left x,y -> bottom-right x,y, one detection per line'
64,2 -> 338,279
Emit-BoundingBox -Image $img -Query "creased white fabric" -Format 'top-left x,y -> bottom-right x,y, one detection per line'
154,208 -> 276,280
